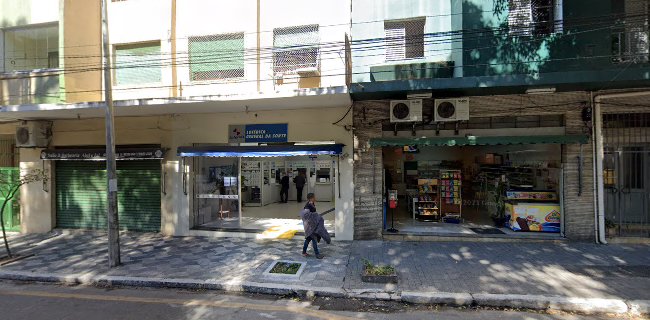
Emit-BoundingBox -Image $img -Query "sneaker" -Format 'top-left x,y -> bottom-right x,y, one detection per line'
302,252 -> 310,257
316,254 -> 324,259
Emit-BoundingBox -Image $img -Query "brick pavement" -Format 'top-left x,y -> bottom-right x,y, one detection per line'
1,231 -> 649,302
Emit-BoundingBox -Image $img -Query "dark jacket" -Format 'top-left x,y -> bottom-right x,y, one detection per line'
293,174 -> 306,188
280,175 -> 290,189
300,209 -> 331,244
304,201 -> 316,213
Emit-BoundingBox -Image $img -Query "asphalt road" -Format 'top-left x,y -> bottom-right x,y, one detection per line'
0,281 -> 637,320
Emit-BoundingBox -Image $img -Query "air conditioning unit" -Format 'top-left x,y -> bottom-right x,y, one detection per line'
434,98 -> 470,122
15,121 -> 52,148
390,99 -> 423,123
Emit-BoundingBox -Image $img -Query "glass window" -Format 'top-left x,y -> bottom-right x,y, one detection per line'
273,24 -> 319,73
189,33 -> 245,81
2,25 -> 58,72
114,42 -> 161,85
384,18 -> 425,61
509,0 -> 558,36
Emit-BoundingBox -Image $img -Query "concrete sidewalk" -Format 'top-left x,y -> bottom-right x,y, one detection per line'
0,231 -> 649,315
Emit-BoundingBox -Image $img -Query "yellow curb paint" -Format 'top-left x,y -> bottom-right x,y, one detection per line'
0,289 -> 356,320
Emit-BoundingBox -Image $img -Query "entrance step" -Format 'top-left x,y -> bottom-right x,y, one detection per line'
382,231 -> 567,243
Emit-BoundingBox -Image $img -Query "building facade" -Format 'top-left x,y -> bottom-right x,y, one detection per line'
1,0 -> 649,242
350,0 -> 650,241
0,0 -> 355,240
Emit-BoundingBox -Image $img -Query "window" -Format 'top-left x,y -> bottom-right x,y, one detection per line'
114,42 -> 161,86
273,24 -> 319,73
611,0 -> 649,63
2,25 -> 58,72
384,18 -> 425,61
509,0 -> 562,36
189,33 -> 245,81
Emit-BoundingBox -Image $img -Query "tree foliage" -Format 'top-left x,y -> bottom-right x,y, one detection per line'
0,169 -> 48,258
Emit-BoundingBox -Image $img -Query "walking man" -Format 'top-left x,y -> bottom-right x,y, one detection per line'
294,172 -> 306,202
280,171 -> 290,203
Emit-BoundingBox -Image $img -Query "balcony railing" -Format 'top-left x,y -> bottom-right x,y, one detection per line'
612,29 -> 650,63
0,70 -> 60,105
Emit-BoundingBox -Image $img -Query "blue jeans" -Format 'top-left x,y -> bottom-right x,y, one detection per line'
302,236 -> 319,255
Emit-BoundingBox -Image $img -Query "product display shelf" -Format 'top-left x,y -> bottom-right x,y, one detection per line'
439,170 -> 462,223
414,178 -> 439,221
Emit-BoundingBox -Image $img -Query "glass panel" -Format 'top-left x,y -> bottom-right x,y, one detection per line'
194,157 -> 240,229
3,25 -> 58,72
115,42 -> 161,85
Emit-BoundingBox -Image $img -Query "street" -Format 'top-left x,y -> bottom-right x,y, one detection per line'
0,281 -> 640,320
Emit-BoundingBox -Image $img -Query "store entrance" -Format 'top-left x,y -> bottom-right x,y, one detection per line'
383,144 -> 563,236
192,155 -> 336,235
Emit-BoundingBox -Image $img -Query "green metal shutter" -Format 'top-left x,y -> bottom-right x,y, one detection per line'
56,160 -> 161,232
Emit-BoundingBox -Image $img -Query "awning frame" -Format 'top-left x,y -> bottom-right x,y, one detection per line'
177,144 -> 345,158
369,135 -> 589,148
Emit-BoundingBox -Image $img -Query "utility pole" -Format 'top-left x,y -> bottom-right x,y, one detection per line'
101,0 -> 120,267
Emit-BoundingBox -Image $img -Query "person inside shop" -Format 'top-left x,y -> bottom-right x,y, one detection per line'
280,171 -> 290,203
293,171 -> 306,202
300,193 -> 330,259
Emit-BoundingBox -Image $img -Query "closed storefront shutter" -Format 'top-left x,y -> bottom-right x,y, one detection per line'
56,160 -> 161,232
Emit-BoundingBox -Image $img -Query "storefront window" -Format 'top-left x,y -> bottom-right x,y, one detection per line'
193,157 -> 240,229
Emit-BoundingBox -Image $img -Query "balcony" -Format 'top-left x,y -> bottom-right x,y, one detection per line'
612,29 -> 650,64
0,70 -> 60,106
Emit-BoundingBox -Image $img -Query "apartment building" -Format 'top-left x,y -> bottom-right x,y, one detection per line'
0,0 -> 354,240
350,0 -> 650,241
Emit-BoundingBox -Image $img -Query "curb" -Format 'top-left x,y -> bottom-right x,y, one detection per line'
0,271 -> 646,315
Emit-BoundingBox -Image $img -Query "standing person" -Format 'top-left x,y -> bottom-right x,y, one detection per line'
300,193 -> 330,259
280,171 -> 290,203
293,172 -> 306,202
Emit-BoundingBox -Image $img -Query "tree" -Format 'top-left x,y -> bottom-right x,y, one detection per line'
0,168 -> 48,258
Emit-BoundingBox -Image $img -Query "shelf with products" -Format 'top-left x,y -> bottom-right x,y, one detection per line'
439,169 -> 462,222
413,178 -> 440,221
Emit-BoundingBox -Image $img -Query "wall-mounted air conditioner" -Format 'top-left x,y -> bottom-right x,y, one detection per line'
390,99 -> 423,123
434,98 -> 469,122
15,121 -> 52,148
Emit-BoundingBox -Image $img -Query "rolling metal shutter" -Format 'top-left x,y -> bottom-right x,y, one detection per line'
56,160 -> 161,232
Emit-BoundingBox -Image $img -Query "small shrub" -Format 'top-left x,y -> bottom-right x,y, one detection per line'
269,262 -> 301,274
362,259 -> 395,276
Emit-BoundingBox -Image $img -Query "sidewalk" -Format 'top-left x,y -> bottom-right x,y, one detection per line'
1,231 -> 649,315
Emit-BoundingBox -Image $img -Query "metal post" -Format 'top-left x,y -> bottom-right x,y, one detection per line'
101,0 -> 120,267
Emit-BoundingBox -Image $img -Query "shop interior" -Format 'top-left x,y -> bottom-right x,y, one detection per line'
383,144 -> 563,236
192,155 -> 336,236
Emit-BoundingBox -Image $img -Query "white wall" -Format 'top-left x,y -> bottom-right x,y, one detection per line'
351,0 -> 463,82
107,0 -> 349,101
108,0 -> 172,100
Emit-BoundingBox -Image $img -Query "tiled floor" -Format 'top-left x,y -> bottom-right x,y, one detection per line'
2,231 -> 650,300
196,202 -> 335,235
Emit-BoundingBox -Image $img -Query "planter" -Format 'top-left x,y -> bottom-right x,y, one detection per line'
361,266 -> 398,284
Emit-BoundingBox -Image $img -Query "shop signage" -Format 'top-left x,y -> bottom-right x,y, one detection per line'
228,124 -> 288,143
41,148 -> 165,160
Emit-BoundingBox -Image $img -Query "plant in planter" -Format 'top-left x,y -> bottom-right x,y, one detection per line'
605,218 -> 617,236
361,259 -> 397,283
490,180 -> 508,227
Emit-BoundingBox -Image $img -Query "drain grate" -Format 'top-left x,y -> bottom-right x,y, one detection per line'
470,228 -> 506,235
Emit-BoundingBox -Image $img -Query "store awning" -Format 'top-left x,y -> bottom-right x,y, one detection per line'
177,144 -> 345,157
369,135 -> 589,147
40,147 -> 165,160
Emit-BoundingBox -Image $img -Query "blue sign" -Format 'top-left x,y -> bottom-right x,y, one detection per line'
229,124 -> 288,143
